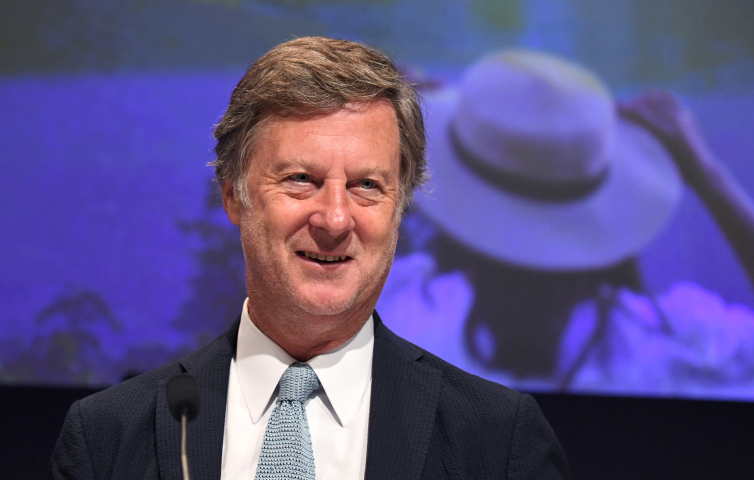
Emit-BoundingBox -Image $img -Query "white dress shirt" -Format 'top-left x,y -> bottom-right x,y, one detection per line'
221,299 -> 373,480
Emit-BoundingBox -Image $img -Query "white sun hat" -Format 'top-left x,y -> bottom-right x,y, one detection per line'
416,50 -> 682,271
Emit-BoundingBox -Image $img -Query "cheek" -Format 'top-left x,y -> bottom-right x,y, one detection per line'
358,210 -> 399,250
255,197 -> 310,238
239,212 -> 269,253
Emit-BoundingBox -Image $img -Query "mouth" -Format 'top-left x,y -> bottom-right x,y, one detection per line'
296,250 -> 352,264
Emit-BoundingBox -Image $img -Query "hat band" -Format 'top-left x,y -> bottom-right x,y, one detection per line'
449,123 -> 610,202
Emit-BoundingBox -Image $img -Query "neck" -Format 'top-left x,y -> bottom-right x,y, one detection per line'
245,296 -> 376,362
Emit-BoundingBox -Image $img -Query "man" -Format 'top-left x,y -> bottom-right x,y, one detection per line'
52,37 -> 570,479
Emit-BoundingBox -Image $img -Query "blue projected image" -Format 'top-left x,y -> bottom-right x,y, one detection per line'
378,52 -> 754,399
2,0 -> 754,400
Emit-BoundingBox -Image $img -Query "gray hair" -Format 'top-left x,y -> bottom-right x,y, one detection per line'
211,36 -> 427,211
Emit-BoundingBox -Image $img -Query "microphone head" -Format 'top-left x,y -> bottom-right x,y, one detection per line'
166,373 -> 201,423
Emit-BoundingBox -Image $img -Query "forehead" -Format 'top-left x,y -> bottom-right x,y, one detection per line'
251,101 -> 401,175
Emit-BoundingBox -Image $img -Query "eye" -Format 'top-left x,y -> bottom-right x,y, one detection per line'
292,173 -> 311,183
360,179 -> 376,190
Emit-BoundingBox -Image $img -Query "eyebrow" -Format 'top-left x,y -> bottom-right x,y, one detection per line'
270,157 -> 321,175
271,157 -> 397,185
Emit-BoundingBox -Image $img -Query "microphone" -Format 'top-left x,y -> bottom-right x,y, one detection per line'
166,373 -> 201,480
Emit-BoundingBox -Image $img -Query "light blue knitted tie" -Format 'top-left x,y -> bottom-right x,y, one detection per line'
255,362 -> 321,480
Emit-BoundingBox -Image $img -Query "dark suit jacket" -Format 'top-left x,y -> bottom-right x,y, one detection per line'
52,312 -> 570,479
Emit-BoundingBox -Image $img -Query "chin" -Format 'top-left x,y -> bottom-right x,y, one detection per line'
294,296 -> 356,316
292,286 -> 363,317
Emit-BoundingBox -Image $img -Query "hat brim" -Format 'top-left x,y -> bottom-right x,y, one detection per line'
415,89 -> 683,271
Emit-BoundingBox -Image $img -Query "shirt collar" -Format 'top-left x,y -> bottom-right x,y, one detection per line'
235,298 -> 374,427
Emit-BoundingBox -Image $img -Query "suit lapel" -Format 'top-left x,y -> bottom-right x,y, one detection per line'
365,312 -> 443,480
154,313 -> 440,479
156,317 -> 241,480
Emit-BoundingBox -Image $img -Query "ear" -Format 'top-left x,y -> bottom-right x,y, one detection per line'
222,181 -> 242,225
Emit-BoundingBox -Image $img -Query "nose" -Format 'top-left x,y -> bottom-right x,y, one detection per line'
309,180 -> 356,236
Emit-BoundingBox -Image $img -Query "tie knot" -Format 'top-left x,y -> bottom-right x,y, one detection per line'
278,363 -> 321,403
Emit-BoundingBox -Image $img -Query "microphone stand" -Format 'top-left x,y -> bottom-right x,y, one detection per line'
166,373 -> 200,480
181,411 -> 190,480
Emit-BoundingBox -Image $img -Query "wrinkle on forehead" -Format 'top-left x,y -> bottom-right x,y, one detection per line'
254,102 -> 400,182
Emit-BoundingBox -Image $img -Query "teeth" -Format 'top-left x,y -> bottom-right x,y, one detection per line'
302,251 -> 347,262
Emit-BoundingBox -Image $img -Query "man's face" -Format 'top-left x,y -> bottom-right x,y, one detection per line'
224,101 -> 402,323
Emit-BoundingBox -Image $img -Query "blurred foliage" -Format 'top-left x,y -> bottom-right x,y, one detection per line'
0,290 -> 120,385
631,0 -> 754,82
0,289 -> 194,386
0,0 -> 318,74
569,0 -> 754,86
35,291 -> 122,332
255,0 -> 392,6
171,180 -> 247,345
470,0 -> 524,32
190,0 -> 391,6
2,0 -> 752,89
190,0 -> 242,8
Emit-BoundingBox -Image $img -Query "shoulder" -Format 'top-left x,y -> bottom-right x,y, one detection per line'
73,318 -> 238,429
374,312 -> 529,432
373,319 -> 571,478
52,321 -> 239,478
51,360 -> 182,479
422,346 -> 522,413
374,310 -> 521,411
76,360 -> 181,426
420,348 -> 571,478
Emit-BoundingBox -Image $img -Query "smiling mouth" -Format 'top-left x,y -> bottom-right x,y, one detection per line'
297,251 -> 351,263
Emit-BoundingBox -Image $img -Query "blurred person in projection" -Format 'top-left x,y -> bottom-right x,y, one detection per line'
377,50 -> 754,398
